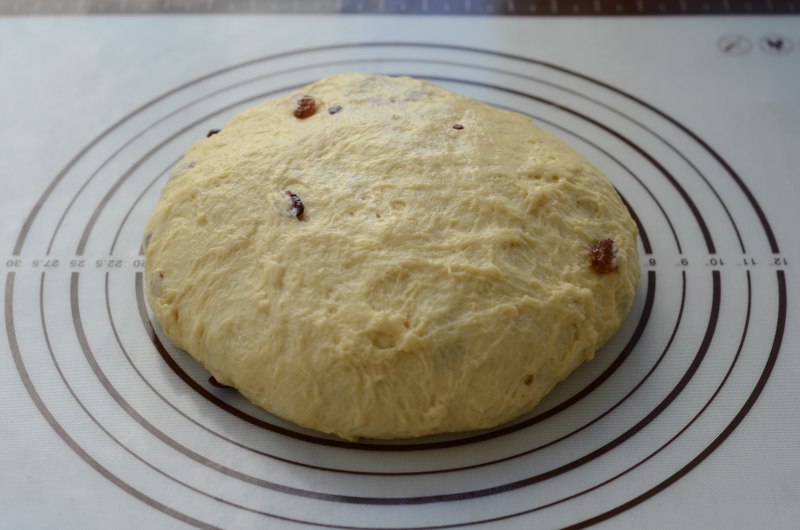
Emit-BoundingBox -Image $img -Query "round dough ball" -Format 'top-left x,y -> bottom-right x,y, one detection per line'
144,73 -> 640,440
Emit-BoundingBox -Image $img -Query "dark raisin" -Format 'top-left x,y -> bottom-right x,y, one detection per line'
589,239 -> 617,274
209,376 -> 233,389
328,104 -> 343,115
206,129 -> 221,137
293,96 -> 317,119
452,123 -> 464,130
285,190 -> 304,219
158,271 -> 164,279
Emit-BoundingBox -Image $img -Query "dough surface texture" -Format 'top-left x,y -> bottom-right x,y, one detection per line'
144,73 -> 640,440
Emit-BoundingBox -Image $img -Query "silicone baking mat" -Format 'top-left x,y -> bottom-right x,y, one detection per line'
1,5 -> 798,529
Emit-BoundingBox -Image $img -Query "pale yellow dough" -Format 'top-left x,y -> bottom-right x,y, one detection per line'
144,73 -> 640,440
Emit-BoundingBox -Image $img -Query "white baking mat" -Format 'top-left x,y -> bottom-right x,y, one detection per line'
1,13 -> 799,530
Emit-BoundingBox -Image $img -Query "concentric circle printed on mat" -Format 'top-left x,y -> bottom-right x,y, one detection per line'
5,44 -> 786,529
